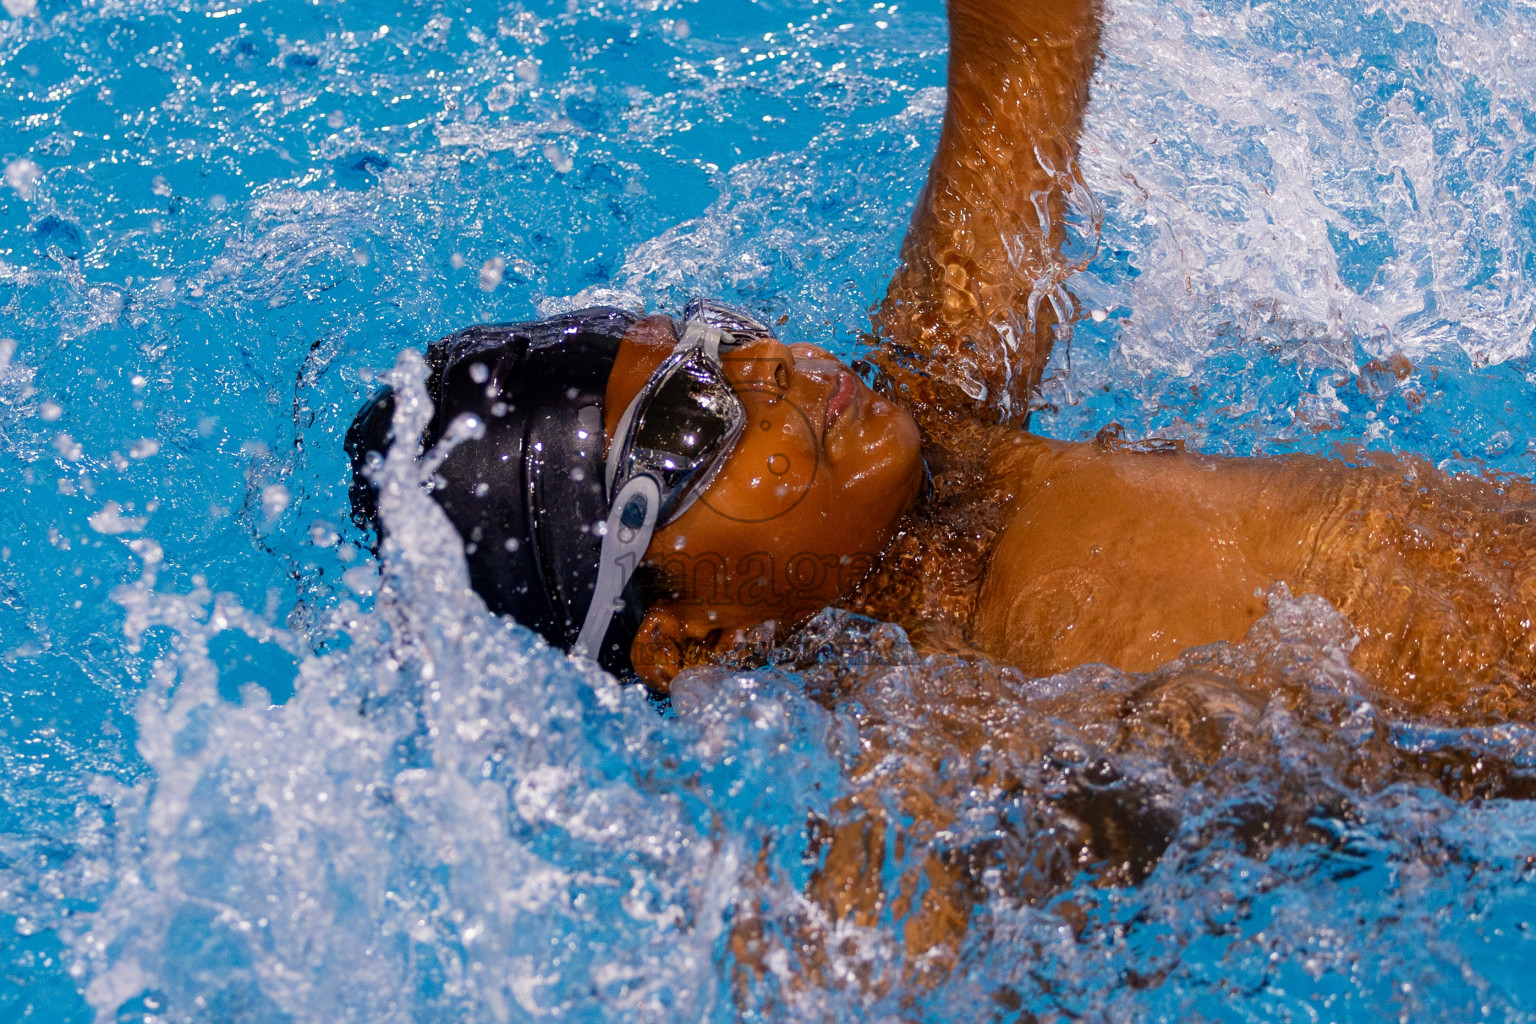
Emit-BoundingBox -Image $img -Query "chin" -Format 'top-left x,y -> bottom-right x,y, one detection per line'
871,403 -> 924,497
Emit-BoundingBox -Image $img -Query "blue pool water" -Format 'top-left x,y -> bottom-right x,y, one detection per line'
3,0 -> 1536,1020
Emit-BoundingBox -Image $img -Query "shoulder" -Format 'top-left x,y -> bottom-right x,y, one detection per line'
982,429 -> 1089,493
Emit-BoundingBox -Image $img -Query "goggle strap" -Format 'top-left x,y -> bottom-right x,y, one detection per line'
572,474 -> 662,661
605,389 -> 646,495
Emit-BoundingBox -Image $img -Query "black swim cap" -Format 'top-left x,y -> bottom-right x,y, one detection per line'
345,307 -> 646,676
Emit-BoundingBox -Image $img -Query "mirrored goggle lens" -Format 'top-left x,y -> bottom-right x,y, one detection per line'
627,351 -> 745,517
634,359 -> 738,465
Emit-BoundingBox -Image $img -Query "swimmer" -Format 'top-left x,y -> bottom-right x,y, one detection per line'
350,0 -> 1536,723
348,0 -> 1536,973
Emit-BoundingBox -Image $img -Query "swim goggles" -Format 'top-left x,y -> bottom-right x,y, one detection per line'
572,298 -> 776,659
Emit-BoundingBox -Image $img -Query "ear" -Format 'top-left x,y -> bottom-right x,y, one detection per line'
630,607 -> 687,691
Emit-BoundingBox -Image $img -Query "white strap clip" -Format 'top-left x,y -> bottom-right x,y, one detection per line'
572,474 -> 661,661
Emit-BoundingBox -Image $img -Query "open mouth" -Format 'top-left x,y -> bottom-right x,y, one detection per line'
824,370 -> 860,433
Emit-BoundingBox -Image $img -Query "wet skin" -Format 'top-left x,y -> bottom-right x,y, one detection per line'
594,0 -> 1536,988
617,319 -> 1536,716
976,432 -> 1536,718
604,0 -> 1536,721
603,316 -> 924,685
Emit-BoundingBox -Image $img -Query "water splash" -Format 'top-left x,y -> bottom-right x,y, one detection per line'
1083,0 -> 1536,369
4,0 -> 1536,1021
55,352 -> 846,1023
1040,0 -> 1536,469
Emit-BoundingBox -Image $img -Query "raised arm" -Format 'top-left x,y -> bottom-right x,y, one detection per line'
872,0 -> 1103,432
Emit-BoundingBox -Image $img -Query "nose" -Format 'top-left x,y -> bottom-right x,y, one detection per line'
722,337 -> 797,394
787,343 -> 844,382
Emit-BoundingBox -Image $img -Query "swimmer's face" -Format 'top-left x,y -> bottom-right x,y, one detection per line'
605,316 -> 924,689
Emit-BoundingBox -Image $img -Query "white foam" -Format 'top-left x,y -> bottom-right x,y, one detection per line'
56,351 -> 841,1022
1079,0 -> 1536,371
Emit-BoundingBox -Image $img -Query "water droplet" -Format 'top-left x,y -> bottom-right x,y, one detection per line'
543,144 -> 573,174
5,157 -> 40,198
479,257 -> 506,292
261,484 -> 290,519
342,566 -> 376,595
486,83 -> 517,112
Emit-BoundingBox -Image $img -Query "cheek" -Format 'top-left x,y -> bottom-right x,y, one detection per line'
696,405 -> 821,524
